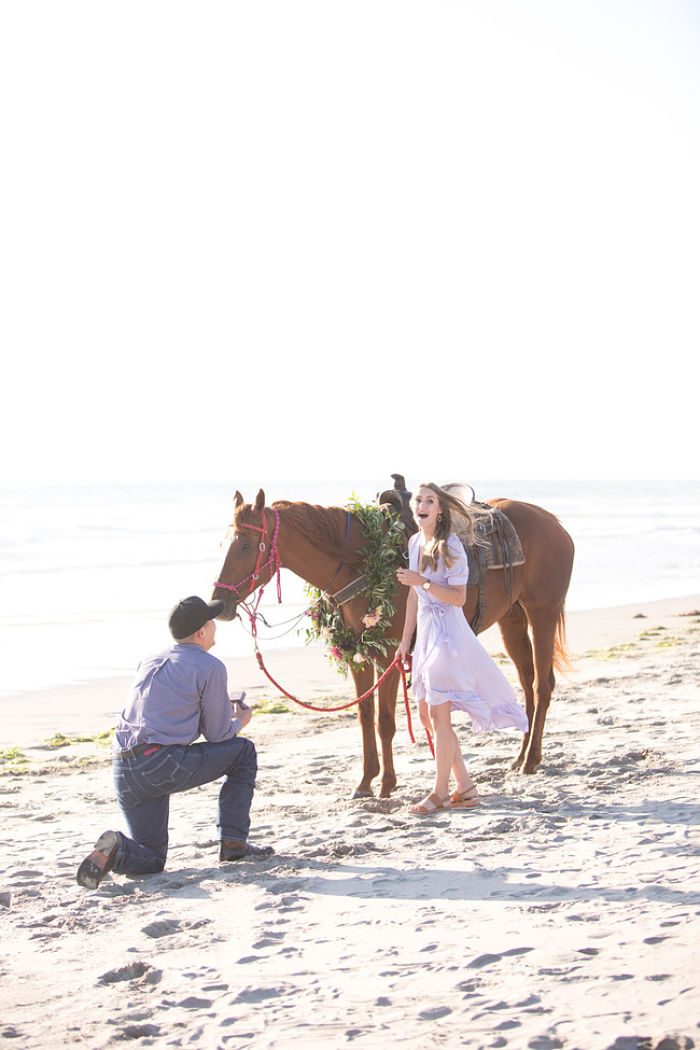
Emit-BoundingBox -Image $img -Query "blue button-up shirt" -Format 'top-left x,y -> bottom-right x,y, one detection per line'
113,643 -> 241,754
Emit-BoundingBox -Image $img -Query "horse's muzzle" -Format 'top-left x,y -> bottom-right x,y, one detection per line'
212,593 -> 238,621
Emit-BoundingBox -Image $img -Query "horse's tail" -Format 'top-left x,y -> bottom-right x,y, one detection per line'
553,608 -> 572,674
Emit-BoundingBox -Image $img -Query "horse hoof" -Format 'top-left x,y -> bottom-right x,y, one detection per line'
351,789 -> 374,800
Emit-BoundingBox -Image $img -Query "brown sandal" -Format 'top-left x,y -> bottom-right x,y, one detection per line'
449,786 -> 480,809
408,792 -> 451,815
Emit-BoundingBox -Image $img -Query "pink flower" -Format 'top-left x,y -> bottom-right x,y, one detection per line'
353,652 -> 365,664
330,646 -> 342,660
362,607 -> 383,628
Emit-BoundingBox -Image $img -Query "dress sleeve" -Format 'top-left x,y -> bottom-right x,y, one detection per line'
199,660 -> 240,742
445,534 -> 469,586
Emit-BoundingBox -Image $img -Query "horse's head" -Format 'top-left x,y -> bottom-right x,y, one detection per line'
212,488 -> 276,620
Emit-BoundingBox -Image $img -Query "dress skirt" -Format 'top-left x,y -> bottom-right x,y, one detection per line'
409,532 -> 529,734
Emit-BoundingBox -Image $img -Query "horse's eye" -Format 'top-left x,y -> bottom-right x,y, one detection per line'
241,541 -> 252,552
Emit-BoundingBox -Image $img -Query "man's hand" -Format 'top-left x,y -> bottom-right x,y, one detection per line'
232,700 -> 253,728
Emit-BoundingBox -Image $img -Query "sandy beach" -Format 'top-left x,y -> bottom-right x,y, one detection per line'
1,595 -> 699,1049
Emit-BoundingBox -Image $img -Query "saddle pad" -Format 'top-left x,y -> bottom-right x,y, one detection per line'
474,505 -> 525,569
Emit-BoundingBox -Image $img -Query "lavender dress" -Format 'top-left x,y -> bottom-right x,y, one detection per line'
409,532 -> 529,734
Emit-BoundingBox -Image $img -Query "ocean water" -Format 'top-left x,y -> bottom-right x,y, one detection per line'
1,478 -> 699,697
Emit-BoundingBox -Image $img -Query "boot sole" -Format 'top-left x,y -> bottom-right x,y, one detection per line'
77,830 -> 120,889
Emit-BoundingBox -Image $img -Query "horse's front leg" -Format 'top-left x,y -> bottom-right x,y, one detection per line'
350,663 -> 379,797
377,664 -> 399,798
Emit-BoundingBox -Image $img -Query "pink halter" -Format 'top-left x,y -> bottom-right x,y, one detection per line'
214,506 -> 282,605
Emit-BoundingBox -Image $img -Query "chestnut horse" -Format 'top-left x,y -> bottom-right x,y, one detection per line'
213,488 -> 574,797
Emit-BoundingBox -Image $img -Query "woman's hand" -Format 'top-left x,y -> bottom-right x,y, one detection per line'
397,567 -> 466,608
396,640 -> 410,664
396,567 -> 424,588
396,585 -> 417,666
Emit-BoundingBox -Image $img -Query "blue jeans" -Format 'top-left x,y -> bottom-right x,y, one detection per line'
111,737 -> 257,875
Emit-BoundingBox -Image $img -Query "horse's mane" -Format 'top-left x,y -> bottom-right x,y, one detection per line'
273,501 -> 364,566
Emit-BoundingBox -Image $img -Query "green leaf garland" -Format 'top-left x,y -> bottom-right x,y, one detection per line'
301,495 -> 407,675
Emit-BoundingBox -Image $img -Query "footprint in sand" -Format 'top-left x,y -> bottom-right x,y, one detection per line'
468,947 -> 534,969
141,919 -> 183,938
232,985 -> 290,1003
97,962 -> 162,985
174,996 -> 213,1009
455,979 -> 480,995
418,1005 -> 452,1020
141,918 -> 212,939
252,933 -> 286,949
114,1024 -> 161,1039
493,1019 -> 521,1031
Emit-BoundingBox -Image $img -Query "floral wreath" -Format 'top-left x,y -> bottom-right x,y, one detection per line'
302,495 -> 407,675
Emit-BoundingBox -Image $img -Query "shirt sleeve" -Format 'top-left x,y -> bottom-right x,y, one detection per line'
199,659 -> 240,742
445,535 -> 469,586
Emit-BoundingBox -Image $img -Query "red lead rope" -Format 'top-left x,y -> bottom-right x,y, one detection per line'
253,648 -> 435,757
222,538 -> 435,757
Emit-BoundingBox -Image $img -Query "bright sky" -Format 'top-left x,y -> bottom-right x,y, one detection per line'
2,1 -> 698,484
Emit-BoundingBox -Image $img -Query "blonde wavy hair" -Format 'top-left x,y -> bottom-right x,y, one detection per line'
413,481 -> 484,572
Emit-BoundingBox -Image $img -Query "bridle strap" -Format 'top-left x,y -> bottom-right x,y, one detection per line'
215,506 -> 351,606
214,507 -> 282,604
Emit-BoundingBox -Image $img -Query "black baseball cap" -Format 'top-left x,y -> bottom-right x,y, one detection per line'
168,596 -> 225,640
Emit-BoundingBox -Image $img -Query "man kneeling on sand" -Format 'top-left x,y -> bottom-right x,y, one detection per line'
77,595 -> 273,889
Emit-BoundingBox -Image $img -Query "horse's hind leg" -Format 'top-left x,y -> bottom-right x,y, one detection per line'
519,605 -> 559,774
498,602 -> 535,771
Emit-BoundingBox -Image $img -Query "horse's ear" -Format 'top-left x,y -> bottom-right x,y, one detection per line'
254,489 -> 266,514
234,491 -> 244,508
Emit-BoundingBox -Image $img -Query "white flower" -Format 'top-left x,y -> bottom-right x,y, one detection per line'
321,627 -> 333,640
353,652 -> 365,663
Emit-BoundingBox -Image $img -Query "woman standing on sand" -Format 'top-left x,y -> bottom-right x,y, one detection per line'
395,483 -> 529,815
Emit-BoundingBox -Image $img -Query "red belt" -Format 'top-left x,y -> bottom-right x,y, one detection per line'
119,743 -> 162,760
